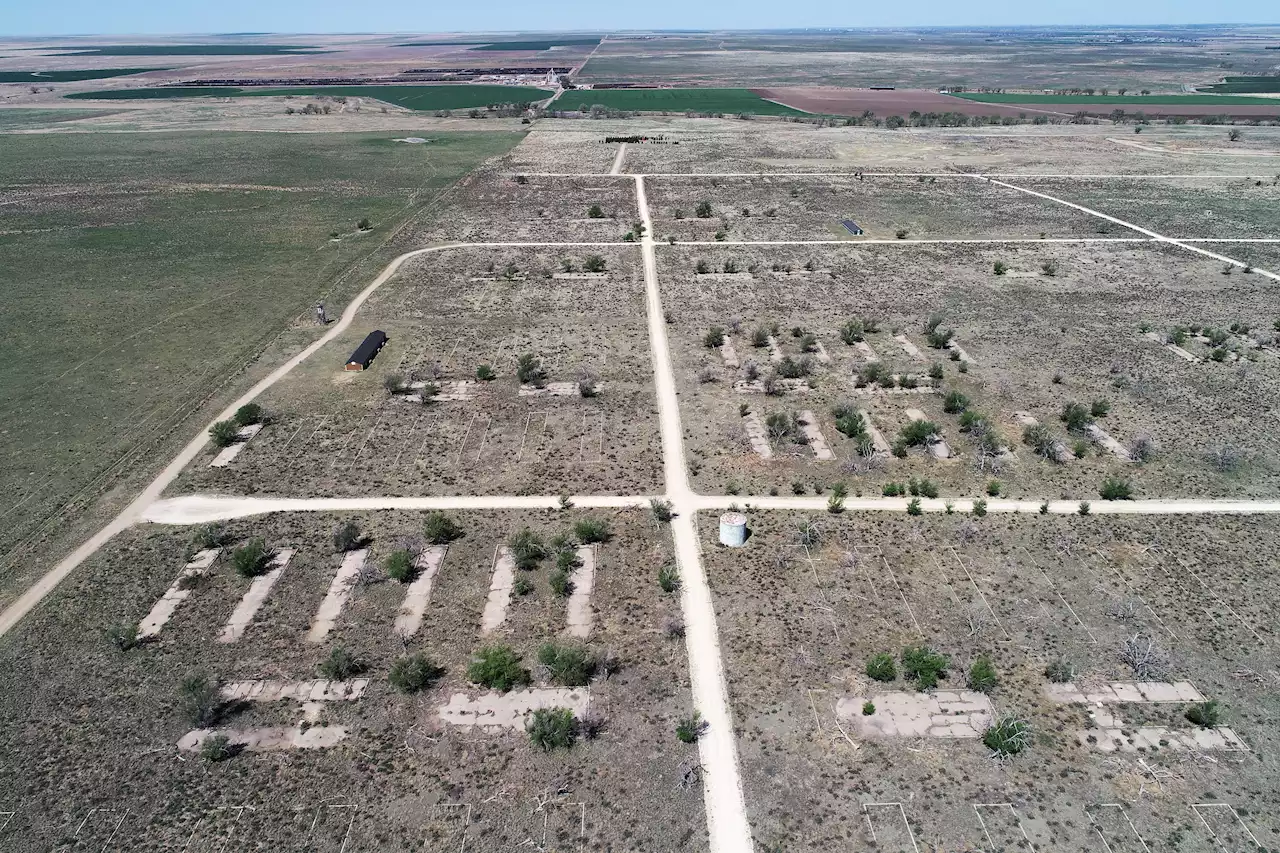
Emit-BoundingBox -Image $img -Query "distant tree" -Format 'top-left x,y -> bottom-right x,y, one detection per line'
357,217 -> 371,231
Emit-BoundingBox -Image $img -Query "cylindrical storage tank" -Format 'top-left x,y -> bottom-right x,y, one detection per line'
719,512 -> 747,547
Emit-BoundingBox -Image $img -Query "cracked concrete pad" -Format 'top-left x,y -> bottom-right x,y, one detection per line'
438,688 -> 590,730
838,690 -> 993,738
742,411 -> 774,459
854,341 -> 880,362
894,334 -> 924,360
798,410 -> 835,460
1087,423 -> 1131,460
138,548 -> 219,638
209,423 -> 263,468
565,545 -> 596,639
217,548 -> 294,644
178,725 -> 349,752
394,545 -> 447,638
480,546 -> 516,634
719,338 -> 740,368
307,548 -> 368,643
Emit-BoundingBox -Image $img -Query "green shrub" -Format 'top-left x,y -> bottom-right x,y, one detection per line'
573,517 -> 611,544
514,576 -> 534,597
383,549 -> 415,583
549,568 -> 573,597
180,672 -> 221,726
1072,438 -> 1090,459
528,707 -> 577,751
899,420 -> 939,447
918,479 -> 939,499
695,200 -> 712,218
468,645 -> 531,692
883,482 -> 904,497
972,499 -> 988,518
234,403 -> 263,426
704,326 -> 726,348
318,646 -> 366,680
1185,700 -> 1222,728
967,655 -> 999,693
1023,424 -> 1058,460
1090,398 -> 1111,418
583,254 -> 607,273
833,407 -> 867,439
1099,478 -> 1133,500
866,652 -> 897,682
509,528 -> 547,570
189,523 -> 225,553
538,642 -> 595,686
587,204 -> 604,218
107,623 -> 140,651
676,712 -> 704,743
906,498 -> 923,515
333,520 -> 361,553
424,512 -> 462,544
389,654 -> 444,693
983,714 -> 1031,757
516,353 -> 546,386
993,261 -> 1008,275
476,364 -> 496,381
1060,401 -> 1092,432
840,318 -> 865,344
200,734 -> 233,763
901,645 -> 949,690
942,390 -> 969,414
1044,658 -> 1076,683
383,372 -> 409,394
650,499 -> 674,523
231,538 -> 271,577
1039,501 -> 1051,515
1078,501 -> 1091,516
862,701 -> 876,715
658,564 -> 680,593
209,419 -> 240,447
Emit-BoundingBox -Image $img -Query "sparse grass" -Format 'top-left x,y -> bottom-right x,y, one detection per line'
467,645 -> 531,692
388,654 -> 444,693
0,130 -> 521,577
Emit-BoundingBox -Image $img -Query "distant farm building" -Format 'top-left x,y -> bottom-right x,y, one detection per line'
842,220 -> 865,235
345,330 -> 388,371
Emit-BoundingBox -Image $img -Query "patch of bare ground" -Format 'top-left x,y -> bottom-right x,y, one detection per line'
702,509 -> 1280,852
0,508 -> 706,851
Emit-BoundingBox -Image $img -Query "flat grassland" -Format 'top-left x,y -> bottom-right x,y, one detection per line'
65,84 -> 554,111
703,510 -> 1280,851
0,108 -> 119,129
20,44 -> 326,56
0,129 -> 522,608
0,508 -> 705,851
562,87 -> 807,116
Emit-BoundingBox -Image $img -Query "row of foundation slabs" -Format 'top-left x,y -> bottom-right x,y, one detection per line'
722,330 -> 1140,463
0,795 -> 592,852
0,796 -> 1264,852
138,545 -> 598,756
838,679 -> 1245,754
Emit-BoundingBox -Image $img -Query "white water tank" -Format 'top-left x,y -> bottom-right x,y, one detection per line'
719,512 -> 747,547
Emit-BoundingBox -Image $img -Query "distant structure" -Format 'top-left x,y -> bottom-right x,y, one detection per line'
315,302 -> 328,324
841,219 -> 865,236
719,512 -> 748,547
345,330 -> 388,371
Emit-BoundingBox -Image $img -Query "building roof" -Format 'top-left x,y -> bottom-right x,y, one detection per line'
347,330 -> 388,366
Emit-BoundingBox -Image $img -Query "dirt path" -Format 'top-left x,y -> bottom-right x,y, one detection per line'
610,142 -> 627,176
635,174 -> 756,853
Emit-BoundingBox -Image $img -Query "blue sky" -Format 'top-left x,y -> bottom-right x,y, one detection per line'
3,0 -> 1277,36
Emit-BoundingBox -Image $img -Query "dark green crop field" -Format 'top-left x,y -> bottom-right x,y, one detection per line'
0,129 -> 522,606
0,68 -> 166,83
